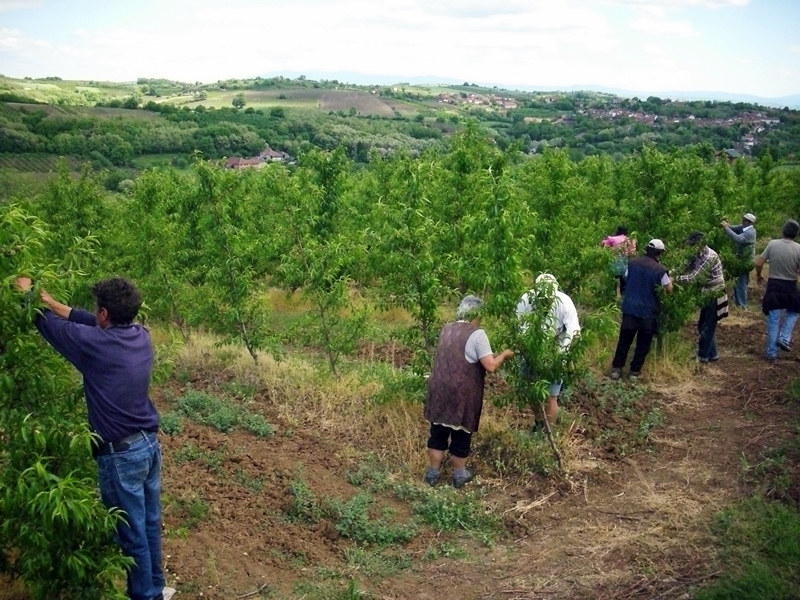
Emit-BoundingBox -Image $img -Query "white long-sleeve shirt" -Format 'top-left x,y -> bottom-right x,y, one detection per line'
516,290 -> 581,352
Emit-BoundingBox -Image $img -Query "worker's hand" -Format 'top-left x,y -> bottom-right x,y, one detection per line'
40,289 -> 56,306
720,219 -> 729,228
756,274 -> 765,286
14,277 -> 32,292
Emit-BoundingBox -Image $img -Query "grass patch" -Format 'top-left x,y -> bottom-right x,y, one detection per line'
345,458 -> 502,542
176,388 -> 239,432
394,483 -> 502,542
331,492 -> 418,545
293,578 -> 372,600
242,413 -> 275,437
235,469 -> 266,493
568,372 -> 666,457
474,424 -> 559,478
422,540 -> 469,561
343,546 -> 412,578
286,475 -> 325,525
345,456 -> 392,492
172,441 -> 225,474
172,387 -> 276,437
167,494 -> 211,530
696,497 -> 800,599
743,424 -> 800,505
159,411 -> 183,435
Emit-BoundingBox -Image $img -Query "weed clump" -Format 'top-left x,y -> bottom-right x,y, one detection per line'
331,492 -> 418,545
173,387 -> 276,437
696,497 -> 800,599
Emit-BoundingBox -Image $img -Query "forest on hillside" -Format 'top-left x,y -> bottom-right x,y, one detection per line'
2,75 -> 800,175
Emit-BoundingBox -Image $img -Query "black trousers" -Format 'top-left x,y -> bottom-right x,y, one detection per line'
611,314 -> 657,373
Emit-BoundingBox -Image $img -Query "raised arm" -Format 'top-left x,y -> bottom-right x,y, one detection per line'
40,289 -> 73,319
723,224 -> 755,244
480,349 -> 514,373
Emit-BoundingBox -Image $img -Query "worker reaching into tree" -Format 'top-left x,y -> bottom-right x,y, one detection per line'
610,239 -> 673,380
516,273 -> 581,431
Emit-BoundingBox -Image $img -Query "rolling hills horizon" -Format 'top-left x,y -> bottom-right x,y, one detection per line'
261,69 -> 800,109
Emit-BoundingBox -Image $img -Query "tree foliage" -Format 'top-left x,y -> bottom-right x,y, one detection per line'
0,204 -> 130,599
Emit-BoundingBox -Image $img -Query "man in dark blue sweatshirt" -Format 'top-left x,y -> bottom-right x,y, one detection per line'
609,239 -> 673,380
15,276 -> 174,600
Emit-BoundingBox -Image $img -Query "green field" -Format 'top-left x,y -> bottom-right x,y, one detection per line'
0,153 -> 83,172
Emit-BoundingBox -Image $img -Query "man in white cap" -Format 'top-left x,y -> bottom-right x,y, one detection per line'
721,212 -> 757,307
516,273 -> 580,428
610,239 -> 673,379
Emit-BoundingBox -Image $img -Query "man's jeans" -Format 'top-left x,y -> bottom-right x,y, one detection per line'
97,432 -> 165,600
733,272 -> 748,307
697,300 -> 719,361
766,309 -> 799,359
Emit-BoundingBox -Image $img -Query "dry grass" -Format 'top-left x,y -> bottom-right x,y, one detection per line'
172,332 -> 427,466
501,451 -> 730,595
264,288 -> 308,314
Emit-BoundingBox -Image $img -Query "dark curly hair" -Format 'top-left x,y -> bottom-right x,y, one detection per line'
91,278 -> 142,326
783,219 -> 799,239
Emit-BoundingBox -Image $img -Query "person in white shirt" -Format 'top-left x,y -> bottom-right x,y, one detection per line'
516,273 -> 581,428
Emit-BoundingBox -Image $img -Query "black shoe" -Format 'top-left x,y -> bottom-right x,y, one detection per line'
452,468 -> 475,489
423,468 -> 439,486
777,340 -> 792,352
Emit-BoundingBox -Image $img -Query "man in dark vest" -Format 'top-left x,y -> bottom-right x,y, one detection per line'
609,239 -> 673,380
423,295 -> 513,488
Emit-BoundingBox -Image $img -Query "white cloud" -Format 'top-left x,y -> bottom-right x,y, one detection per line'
0,27 -> 23,50
791,45 -> 800,54
0,0 -> 43,12
650,57 -> 679,68
593,0 -> 749,7
643,43 -> 668,56
629,16 -> 697,37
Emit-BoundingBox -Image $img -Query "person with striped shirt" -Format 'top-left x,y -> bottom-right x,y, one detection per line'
676,231 -> 728,364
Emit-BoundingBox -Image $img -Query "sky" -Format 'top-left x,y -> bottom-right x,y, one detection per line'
1,0 -> 799,99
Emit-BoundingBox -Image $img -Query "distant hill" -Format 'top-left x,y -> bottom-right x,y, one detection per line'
552,85 -> 800,110
261,71 -> 800,109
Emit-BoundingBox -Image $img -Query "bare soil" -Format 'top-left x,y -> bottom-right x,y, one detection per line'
320,91 -> 397,117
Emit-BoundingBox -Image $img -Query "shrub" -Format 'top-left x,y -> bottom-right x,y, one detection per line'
287,477 -> 323,524
159,412 -> 183,435
331,492 -> 417,545
242,413 -> 274,437
176,389 -> 240,433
